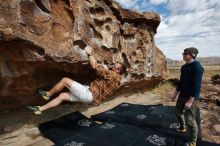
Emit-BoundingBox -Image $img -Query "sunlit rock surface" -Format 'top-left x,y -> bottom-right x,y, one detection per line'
0,0 -> 168,110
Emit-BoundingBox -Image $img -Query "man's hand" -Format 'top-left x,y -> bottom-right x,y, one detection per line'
185,101 -> 193,109
171,90 -> 179,102
85,46 -> 97,68
85,46 -> 93,55
171,97 -> 176,102
184,97 -> 194,109
102,64 -> 108,69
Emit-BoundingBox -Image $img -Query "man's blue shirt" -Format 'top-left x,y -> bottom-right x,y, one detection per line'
176,60 -> 204,100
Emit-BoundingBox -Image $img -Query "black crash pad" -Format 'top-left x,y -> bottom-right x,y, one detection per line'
57,121 -> 177,146
38,111 -> 97,144
58,121 -> 146,146
132,129 -> 176,146
92,103 -> 202,141
91,103 -> 162,123
38,106 -> 219,146
57,135 -> 112,146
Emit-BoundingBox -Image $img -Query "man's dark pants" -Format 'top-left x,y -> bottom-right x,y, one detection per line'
175,96 -> 199,143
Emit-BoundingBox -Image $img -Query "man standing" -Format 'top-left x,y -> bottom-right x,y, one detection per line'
28,46 -> 126,114
171,47 -> 204,146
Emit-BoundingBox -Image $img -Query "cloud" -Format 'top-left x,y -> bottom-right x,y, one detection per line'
149,0 -> 167,5
156,0 -> 220,59
167,0 -> 218,14
114,0 -> 220,59
114,0 -> 138,9
157,9 -> 216,38
156,31 -> 220,59
115,0 -> 150,12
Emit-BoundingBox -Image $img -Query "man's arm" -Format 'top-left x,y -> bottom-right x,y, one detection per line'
85,46 -> 106,69
171,67 -> 182,101
190,62 -> 204,99
85,46 -> 97,68
176,66 -> 183,92
89,54 -> 98,69
185,96 -> 195,109
171,90 -> 180,101
85,46 -> 115,79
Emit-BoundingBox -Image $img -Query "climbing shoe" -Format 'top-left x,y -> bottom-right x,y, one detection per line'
177,127 -> 187,133
28,106 -> 41,115
185,141 -> 196,146
38,89 -> 50,100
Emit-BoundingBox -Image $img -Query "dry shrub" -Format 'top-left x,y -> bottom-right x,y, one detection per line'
211,74 -> 220,84
152,78 -> 179,95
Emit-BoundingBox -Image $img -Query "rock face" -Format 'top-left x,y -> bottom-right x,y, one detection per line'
0,0 -> 168,111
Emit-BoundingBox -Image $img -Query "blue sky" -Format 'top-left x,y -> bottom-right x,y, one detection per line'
115,0 -> 220,60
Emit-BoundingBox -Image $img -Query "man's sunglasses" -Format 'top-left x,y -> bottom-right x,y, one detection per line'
182,52 -> 190,55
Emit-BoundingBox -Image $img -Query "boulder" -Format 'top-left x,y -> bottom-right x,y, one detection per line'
0,0 -> 168,111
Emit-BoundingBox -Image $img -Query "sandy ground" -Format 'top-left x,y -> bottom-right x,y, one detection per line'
0,88 -> 219,146
0,91 -> 162,146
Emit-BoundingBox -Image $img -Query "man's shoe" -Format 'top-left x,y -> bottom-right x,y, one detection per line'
177,127 -> 187,133
38,89 -> 50,100
27,106 -> 42,115
185,141 -> 196,146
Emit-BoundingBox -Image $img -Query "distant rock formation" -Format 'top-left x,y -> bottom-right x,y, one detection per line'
0,0 -> 168,110
167,57 -> 220,67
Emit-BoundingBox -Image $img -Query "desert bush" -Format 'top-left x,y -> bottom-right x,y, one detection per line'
211,74 -> 220,84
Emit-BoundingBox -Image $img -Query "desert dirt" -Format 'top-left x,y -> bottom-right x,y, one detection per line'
0,66 -> 219,146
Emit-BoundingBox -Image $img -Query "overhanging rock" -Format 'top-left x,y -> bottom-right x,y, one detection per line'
0,0 -> 168,110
